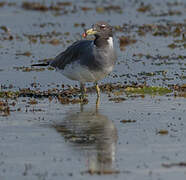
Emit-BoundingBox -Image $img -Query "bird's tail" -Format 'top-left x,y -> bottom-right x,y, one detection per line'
31,62 -> 50,67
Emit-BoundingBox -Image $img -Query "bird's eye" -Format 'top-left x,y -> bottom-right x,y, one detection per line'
100,24 -> 106,29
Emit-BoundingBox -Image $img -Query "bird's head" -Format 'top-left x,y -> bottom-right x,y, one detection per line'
82,21 -> 113,39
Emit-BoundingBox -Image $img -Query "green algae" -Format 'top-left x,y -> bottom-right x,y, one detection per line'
125,86 -> 172,95
0,85 -> 178,100
0,91 -> 19,98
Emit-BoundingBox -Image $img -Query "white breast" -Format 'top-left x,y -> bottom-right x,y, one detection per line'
107,37 -> 113,48
57,61 -> 109,83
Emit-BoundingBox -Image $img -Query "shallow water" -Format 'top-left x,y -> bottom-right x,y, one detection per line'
0,0 -> 186,179
0,95 -> 186,179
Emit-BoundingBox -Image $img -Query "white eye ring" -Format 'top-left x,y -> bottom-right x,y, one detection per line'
100,24 -> 106,28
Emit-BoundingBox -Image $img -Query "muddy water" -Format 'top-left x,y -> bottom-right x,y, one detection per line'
0,0 -> 186,179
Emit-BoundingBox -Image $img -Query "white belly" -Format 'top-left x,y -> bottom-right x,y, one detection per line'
57,60 -> 113,83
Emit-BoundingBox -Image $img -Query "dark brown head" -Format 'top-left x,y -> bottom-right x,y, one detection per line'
83,21 -> 113,39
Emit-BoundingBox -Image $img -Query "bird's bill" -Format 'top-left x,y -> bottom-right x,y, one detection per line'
86,28 -> 97,35
82,28 -> 97,38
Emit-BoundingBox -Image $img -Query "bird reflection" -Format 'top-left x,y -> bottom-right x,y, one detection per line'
53,103 -> 118,174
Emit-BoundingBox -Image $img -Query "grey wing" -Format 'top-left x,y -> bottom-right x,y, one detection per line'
50,40 -> 93,70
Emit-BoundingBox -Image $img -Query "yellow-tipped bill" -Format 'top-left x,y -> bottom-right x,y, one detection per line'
82,28 -> 97,38
86,28 -> 97,35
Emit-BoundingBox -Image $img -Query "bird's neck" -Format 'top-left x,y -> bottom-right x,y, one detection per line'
94,36 -> 113,49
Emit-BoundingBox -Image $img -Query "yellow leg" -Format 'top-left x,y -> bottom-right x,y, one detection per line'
95,83 -> 100,97
79,83 -> 87,100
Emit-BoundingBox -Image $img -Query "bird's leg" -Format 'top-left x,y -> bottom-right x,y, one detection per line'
95,82 -> 100,97
96,96 -> 100,110
80,103 -> 84,112
79,83 -> 87,100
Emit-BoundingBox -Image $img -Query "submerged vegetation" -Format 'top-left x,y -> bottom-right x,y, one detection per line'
0,84 -> 183,100
124,86 -> 172,95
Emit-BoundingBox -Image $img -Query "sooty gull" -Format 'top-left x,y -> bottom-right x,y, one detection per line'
32,21 -> 117,98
